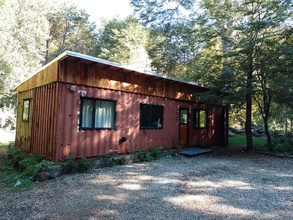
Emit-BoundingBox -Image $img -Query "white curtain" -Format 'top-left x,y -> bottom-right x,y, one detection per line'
95,100 -> 114,128
82,99 -> 93,128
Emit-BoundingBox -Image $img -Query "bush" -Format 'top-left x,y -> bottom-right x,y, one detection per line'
137,149 -> 156,162
271,132 -> 293,154
63,157 -> 92,173
78,157 -> 92,172
149,147 -> 160,159
2,147 -> 53,188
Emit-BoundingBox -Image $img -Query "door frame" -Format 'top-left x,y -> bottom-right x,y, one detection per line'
179,108 -> 189,146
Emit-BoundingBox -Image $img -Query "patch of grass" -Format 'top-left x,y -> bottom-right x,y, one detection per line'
229,134 -> 267,147
0,141 -> 13,148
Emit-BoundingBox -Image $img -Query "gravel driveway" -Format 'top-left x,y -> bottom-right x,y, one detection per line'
0,147 -> 292,220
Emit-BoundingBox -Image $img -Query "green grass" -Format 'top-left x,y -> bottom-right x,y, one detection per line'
229,134 -> 267,147
0,141 -> 12,148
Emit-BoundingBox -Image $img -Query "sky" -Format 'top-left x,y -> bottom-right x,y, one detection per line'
70,0 -> 133,24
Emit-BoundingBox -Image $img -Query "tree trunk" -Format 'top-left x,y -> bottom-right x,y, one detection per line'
263,116 -> 272,151
245,91 -> 253,151
285,109 -> 288,134
245,52 -> 253,151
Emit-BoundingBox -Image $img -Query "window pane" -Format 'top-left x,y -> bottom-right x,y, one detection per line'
22,100 -> 30,121
95,100 -> 115,128
140,104 -> 163,129
82,99 -> 93,128
194,109 -> 207,128
180,109 -> 188,124
200,110 -> 207,128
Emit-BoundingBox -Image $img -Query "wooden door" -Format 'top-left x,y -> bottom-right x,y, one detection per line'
179,108 -> 189,146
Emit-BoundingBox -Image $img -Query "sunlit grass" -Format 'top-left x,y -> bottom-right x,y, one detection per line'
229,134 -> 267,147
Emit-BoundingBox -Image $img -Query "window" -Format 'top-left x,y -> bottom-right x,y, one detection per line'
80,98 -> 116,129
194,109 -> 208,128
180,109 -> 188,124
22,99 -> 30,122
140,104 -> 164,129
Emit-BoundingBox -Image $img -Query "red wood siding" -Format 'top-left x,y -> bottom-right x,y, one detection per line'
57,58 -> 206,102
30,83 -> 58,159
52,83 -> 226,161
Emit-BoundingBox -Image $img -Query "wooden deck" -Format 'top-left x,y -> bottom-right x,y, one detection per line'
180,148 -> 212,156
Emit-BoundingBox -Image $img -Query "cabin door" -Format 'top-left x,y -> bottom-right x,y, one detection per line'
179,108 -> 189,146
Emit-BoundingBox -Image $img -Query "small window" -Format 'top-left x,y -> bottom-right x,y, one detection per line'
194,109 -> 208,128
180,109 -> 188,124
22,99 -> 30,122
140,104 -> 164,129
80,98 -> 116,130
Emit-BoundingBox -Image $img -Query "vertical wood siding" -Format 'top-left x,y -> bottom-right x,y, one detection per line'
15,90 -> 34,152
15,60 -> 58,92
16,56 -> 227,161
30,83 -> 58,159
58,59 -> 206,102
53,83 -> 226,161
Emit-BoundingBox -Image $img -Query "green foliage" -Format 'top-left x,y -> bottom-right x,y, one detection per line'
132,0 -> 292,151
229,134 -> 266,147
271,132 -> 293,154
229,133 -> 293,154
63,157 -> 79,172
45,4 -> 98,64
0,0 -> 98,108
78,157 -> 92,172
149,147 -> 160,159
64,157 -> 92,172
137,147 -> 161,162
1,147 -> 53,189
92,16 -> 152,70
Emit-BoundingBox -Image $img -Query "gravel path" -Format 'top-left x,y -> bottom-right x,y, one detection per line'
0,148 -> 292,220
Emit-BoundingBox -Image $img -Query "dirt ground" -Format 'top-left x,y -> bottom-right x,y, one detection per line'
0,146 -> 292,220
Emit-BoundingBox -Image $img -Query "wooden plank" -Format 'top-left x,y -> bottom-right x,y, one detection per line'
15,61 -> 59,92
15,90 -> 34,152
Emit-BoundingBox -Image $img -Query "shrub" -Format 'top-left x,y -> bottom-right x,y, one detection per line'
149,147 -> 160,159
137,149 -> 155,162
271,132 -> 293,154
63,157 -> 92,172
3,147 -> 53,187
78,157 -> 92,172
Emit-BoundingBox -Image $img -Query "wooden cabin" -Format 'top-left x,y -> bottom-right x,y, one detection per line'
15,51 -> 228,161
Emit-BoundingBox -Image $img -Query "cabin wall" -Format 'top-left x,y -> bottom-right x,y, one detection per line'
16,90 -> 34,152
30,83 -> 58,159
188,105 -> 227,146
58,59 -> 207,102
15,60 -> 58,92
54,83 -> 226,161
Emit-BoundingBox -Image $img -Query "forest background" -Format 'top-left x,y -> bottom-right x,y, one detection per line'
0,0 -> 292,152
